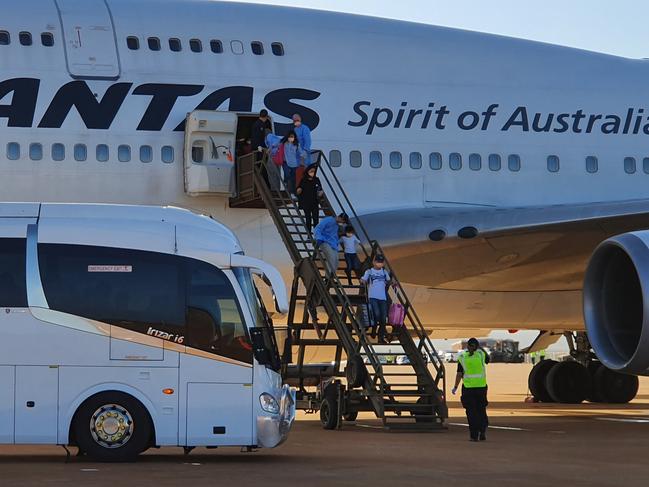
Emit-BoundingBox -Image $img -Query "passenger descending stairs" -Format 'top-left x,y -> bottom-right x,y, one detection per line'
231,151 -> 447,429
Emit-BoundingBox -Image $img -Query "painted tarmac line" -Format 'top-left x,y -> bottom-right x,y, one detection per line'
448,423 -> 529,431
594,417 -> 649,423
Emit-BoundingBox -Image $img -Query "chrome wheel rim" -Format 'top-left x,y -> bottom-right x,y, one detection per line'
90,404 -> 134,448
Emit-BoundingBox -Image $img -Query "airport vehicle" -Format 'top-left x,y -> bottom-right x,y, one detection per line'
0,202 -> 295,461
453,339 -> 525,363
0,0 -> 648,405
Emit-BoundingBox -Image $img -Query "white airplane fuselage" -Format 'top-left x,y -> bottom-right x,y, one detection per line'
2,0 -> 649,332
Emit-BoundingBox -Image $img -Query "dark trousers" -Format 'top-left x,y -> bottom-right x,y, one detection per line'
461,386 -> 488,439
303,206 -> 319,234
283,164 -> 297,195
369,298 -> 388,341
344,253 -> 361,284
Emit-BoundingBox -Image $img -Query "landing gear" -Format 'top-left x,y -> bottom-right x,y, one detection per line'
527,332 -> 639,404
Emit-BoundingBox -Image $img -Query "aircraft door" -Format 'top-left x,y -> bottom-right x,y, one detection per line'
55,0 -> 121,79
183,110 -> 238,196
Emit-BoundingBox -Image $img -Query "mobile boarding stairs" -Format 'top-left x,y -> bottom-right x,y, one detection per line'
230,151 -> 447,431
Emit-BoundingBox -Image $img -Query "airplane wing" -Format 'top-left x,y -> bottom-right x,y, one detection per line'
360,199 -> 649,292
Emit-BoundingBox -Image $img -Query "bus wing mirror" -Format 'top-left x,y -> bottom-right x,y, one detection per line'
231,255 -> 289,314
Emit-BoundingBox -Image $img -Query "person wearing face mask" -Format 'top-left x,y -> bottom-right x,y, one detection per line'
292,113 -> 312,165
281,130 -> 305,197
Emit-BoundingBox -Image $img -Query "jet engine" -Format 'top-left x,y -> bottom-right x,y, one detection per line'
583,231 -> 649,375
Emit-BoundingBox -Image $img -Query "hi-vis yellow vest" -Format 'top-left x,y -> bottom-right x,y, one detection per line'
459,350 -> 487,388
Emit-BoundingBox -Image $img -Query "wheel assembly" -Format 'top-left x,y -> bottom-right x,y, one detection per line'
528,359 -> 557,403
545,361 -> 591,404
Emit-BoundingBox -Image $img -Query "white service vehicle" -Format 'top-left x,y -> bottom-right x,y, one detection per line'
0,202 -> 295,461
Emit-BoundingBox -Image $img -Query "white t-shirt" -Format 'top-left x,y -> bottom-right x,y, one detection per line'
340,234 -> 361,254
361,268 -> 390,300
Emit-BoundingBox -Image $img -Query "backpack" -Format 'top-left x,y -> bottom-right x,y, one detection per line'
272,143 -> 284,166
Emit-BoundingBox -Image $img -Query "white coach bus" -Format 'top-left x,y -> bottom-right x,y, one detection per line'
0,202 -> 294,461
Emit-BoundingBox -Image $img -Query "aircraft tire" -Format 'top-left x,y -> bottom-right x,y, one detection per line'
546,361 -> 590,403
528,359 -> 557,402
593,366 -> 639,404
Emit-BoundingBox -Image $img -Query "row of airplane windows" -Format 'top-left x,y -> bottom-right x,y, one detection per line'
327,150 -> 648,174
0,31 -> 54,47
4,142 -> 175,164
126,36 -> 285,56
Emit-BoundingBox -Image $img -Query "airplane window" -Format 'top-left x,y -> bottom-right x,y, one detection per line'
230,40 -> 244,55
118,145 -> 131,162
169,38 -> 182,52
390,151 -> 402,169
29,143 -> 43,161
140,145 -> 153,163
74,144 -> 87,162
148,37 -> 161,51
0,31 -> 9,46
19,32 -> 32,46
161,146 -> 174,163
508,154 -> 521,172
429,152 -> 442,170
190,39 -> 202,53
350,150 -> 362,168
52,143 -> 65,162
96,144 -> 109,162
586,156 -> 598,174
271,42 -> 284,56
41,32 -> 54,47
6,143 -> 20,161
644,158 -> 649,175
328,150 -> 341,167
409,152 -> 422,169
126,36 -> 139,50
547,155 -> 560,173
449,152 -> 462,171
251,41 -> 264,55
488,154 -> 501,171
624,157 -> 636,174
210,39 -> 223,53
370,151 -> 382,168
469,153 -> 481,171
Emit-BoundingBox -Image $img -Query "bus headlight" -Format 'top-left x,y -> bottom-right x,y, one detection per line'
259,393 -> 280,414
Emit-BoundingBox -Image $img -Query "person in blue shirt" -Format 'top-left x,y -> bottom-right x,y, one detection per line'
361,254 -> 393,343
264,129 -> 283,191
314,212 -> 348,275
281,130 -> 305,197
292,114 -> 312,165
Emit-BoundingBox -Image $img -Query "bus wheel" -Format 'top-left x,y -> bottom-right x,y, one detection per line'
320,397 -> 339,430
73,391 -> 152,462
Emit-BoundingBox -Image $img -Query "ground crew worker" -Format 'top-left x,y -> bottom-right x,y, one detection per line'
452,337 -> 489,441
530,350 -> 537,365
539,349 -> 546,361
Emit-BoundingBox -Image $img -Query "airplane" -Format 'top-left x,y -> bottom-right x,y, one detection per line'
0,0 -> 647,405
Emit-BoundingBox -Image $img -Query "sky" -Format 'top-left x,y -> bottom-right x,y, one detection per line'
224,0 -> 642,352
224,0 -> 648,59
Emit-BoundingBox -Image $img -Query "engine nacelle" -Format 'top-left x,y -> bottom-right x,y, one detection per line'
584,231 -> 649,375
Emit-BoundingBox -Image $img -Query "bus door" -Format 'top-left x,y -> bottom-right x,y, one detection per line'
183,110 -> 238,196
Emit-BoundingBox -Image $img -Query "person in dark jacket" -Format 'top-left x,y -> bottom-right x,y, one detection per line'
296,163 -> 323,234
251,109 -> 272,158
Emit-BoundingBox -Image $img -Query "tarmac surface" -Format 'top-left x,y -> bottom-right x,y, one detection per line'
1,364 -> 649,486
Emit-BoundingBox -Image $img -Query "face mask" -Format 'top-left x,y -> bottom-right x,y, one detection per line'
294,120 -> 301,126
288,137 -> 295,143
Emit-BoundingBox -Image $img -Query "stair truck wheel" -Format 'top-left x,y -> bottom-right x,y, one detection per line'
528,359 -> 557,403
343,411 -> 358,422
320,397 -> 339,430
73,391 -> 152,462
345,355 -> 367,388
545,361 -> 591,403
593,366 -> 639,404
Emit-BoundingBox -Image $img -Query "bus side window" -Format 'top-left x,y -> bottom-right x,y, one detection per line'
0,238 -> 27,307
186,259 -> 252,364
38,244 -> 186,337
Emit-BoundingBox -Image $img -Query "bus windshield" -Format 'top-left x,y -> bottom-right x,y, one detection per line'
233,267 -> 266,327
